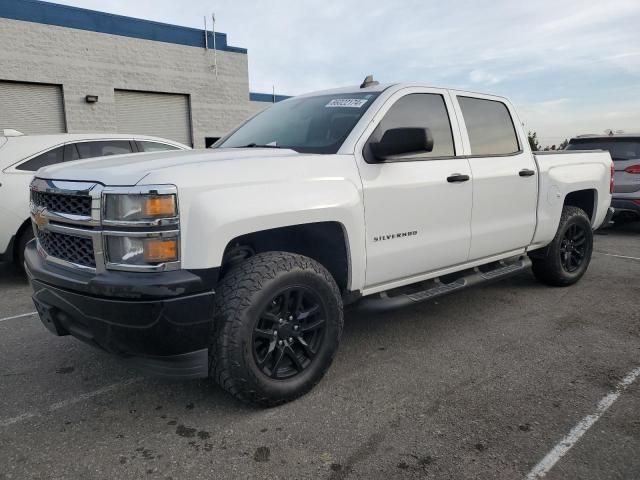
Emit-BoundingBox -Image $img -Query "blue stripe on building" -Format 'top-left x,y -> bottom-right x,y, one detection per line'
0,0 -> 247,53
249,92 -> 291,103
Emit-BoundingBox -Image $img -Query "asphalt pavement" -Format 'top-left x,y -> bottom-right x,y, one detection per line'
0,221 -> 638,479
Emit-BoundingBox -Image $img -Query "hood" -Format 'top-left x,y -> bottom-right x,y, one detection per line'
36,148 -> 301,185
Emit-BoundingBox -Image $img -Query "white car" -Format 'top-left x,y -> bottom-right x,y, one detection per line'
26,79 -> 613,406
0,130 -> 189,267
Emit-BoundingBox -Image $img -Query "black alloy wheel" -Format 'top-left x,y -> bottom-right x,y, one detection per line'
253,286 -> 327,380
529,206 -> 593,287
559,223 -> 587,273
210,251 -> 343,407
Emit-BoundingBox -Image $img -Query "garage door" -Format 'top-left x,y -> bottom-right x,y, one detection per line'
115,90 -> 191,146
0,81 -> 66,134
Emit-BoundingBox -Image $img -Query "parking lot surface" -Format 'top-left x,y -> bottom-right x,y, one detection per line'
0,222 -> 639,480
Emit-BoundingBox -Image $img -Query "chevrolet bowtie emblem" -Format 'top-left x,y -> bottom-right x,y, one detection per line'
34,208 -> 48,228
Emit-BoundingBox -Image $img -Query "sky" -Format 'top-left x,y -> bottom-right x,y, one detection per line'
53,0 -> 640,147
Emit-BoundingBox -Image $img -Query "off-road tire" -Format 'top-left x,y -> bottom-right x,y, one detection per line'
529,206 -> 593,286
210,252 -> 343,407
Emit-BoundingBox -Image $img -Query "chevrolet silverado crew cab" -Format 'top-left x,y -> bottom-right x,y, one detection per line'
25,78 -> 614,406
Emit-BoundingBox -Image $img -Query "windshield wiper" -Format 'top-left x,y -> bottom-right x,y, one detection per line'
237,143 -> 282,149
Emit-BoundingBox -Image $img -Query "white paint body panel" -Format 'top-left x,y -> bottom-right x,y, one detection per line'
32,84 -> 613,296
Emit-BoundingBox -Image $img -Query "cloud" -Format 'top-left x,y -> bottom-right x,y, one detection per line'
469,69 -> 502,85
52,0 -> 640,137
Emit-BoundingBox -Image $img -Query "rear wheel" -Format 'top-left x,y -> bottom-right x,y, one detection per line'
529,206 -> 593,286
210,252 -> 343,407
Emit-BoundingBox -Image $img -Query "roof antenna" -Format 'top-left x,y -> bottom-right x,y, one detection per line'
212,13 -> 218,78
360,74 -> 379,89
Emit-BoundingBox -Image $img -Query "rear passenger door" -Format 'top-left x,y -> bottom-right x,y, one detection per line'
452,94 -> 537,260
357,87 -> 472,288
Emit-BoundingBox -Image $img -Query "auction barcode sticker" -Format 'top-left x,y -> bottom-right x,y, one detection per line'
325,98 -> 368,108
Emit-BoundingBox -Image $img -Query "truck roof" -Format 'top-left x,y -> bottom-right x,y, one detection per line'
295,83 -> 509,101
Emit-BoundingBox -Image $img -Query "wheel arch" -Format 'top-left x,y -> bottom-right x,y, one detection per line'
220,221 -> 352,293
563,188 -> 597,223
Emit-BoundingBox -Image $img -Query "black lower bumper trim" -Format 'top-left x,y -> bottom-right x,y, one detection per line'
612,199 -> 640,217
30,278 -> 215,358
125,349 -> 209,380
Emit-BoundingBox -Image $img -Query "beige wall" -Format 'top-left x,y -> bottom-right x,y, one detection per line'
0,18 -> 265,147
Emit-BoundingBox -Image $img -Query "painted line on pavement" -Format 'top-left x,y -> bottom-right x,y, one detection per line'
596,252 -> 640,261
0,377 -> 143,428
525,366 -> 640,479
0,311 -> 37,323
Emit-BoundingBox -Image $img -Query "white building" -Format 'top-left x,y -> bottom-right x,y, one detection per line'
0,0 -> 288,147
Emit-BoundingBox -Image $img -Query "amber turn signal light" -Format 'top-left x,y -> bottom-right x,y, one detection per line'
143,195 -> 176,217
143,238 -> 178,263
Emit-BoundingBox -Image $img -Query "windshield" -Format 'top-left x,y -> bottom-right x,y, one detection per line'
567,138 -> 640,160
216,92 -> 380,154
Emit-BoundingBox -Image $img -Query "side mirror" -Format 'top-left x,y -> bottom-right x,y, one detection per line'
370,127 -> 434,161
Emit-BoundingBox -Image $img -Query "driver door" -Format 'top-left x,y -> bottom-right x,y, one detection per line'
355,88 -> 473,289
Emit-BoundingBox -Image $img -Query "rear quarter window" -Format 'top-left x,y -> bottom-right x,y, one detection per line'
16,146 -> 65,171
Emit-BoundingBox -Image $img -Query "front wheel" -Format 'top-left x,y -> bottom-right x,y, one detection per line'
210,252 -> 343,407
529,206 -> 593,286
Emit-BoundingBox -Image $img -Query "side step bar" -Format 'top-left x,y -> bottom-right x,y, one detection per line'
357,256 -> 532,312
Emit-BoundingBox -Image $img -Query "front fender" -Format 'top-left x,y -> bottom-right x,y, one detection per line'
180,178 -> 366,291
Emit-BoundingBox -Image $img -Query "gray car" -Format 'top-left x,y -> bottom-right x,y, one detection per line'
567,134 -> 640,221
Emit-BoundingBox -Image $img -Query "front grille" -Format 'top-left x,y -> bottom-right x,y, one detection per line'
31,190 -> 92,217
36,229 -> 96,268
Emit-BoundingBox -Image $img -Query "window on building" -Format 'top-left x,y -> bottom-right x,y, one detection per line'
76,141 -> 133,159
458,97 -> 520,155
16,146 -> 65,171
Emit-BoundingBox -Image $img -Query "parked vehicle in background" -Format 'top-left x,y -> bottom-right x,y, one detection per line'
0,130 -> 189,268
567,134 -> 640,222
25,80 -> 613,406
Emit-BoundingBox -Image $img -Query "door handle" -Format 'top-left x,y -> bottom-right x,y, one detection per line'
519,169 -> 536,177
447,174 -> 470,183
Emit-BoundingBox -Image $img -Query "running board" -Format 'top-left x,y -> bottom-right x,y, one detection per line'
357,256 -> 532,312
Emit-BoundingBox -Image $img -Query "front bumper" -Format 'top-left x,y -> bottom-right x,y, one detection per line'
25,241 -> 217,379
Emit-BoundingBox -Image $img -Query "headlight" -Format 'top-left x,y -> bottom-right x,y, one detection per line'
105,234 -> 179,267
104,194 -> 177,223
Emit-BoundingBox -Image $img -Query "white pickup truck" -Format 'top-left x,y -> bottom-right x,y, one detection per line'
25,78 -> 614,406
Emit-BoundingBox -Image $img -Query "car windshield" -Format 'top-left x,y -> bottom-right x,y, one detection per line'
567,138 -> 640,161
216,92 -> 380,154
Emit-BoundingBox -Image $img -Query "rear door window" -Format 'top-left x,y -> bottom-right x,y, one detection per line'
458,97 -> 520,155
137,141 -> 180,152
16,146 -> 65,171
64,143 -> 80,161
76,141 -> 133,159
